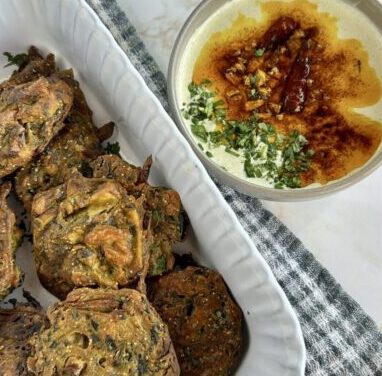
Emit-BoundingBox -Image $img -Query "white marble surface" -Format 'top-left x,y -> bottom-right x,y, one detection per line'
117,0 -> 382,325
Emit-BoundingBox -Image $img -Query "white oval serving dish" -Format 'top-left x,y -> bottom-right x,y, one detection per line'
0,0 -> 305,374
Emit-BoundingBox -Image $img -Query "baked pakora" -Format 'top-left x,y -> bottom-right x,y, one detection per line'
0,182 -> 23,300
0,73 -> 73,178
90,155 -> 186,276
15,68 -> 110,211
31,174 -> 147,299
148,267 -> 243,376
0,303 -> 47,375
27,288 -> 180,376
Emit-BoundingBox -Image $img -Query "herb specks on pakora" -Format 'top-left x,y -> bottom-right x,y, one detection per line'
148,267 -> 243,376
27,288 -> 180,375
3,51 -> 28,68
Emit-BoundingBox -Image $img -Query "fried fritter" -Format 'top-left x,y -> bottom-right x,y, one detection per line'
0,182 -> 23,300
31,174 -> 147,299
0,73 -> 73,178
27,288 -> 180,376
142,185 -> 184,276
90,155 -> 185,276
15,69 -> 107,211
0,303 -> 47,375
0,46 -> 56,91
148,267 -> 243,376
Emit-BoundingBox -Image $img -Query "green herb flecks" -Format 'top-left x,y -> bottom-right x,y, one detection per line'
214,309 -> 225,322
250,87 -> 258,99
182,81 -> 315,189
182,81 -> 226,126
152,255 -> 166,276
91,333 -> 100,343
150,325 -> 160,345
151,210 -> 163,223
255,48 -> 265,57
3,52 -> 28,68
105,335 -> 117,352
250,74 -> 257,86
138,356 -> 148,375
90,319 -> 99,331
104,141 -> 121,155
225,147 -> 240,157
71,308 -> 79,321
49,340 -> 59,349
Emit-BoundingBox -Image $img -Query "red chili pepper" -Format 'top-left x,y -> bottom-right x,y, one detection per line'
258,17 -> 300,51
282,41 -> 312,114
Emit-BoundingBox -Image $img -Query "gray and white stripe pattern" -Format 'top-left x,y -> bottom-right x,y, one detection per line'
87,0 -> 382,374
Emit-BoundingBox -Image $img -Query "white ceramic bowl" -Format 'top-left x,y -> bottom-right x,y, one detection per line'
168,0 -> 382,201
0,0 -> 305,374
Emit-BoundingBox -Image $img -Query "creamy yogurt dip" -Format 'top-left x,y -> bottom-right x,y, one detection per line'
177,0 -> 382,189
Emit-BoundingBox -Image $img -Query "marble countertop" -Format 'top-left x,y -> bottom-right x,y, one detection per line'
118,0 -> 382,325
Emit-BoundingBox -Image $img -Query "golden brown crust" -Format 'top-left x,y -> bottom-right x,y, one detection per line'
27,288 -> 180,376
143,186 -> 183,276
31,175 -> 147,299
90,155 -> 186,277
90,154 -> 145,191
0,304 -> 47,375
0,74 -> 73,178
0,182 -> 23,300
148,267 -> 243,376
15,69 -> 104,212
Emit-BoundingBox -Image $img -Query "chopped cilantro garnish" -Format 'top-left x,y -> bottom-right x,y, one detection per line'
104,141 -> 120,155
225,148 -> 240,157
250,74 -> 257,86
250,88 -> 258,99
191,123 -> 208,142
182,82 -> 226,125
255,48 -> 265,57
182,81 -> 315,189
3,52 -> 28,68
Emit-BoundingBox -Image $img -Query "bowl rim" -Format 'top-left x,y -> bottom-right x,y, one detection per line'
167,0 -> 382,201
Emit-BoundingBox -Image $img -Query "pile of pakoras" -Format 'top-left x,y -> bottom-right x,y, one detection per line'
0,48 -> 242,376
